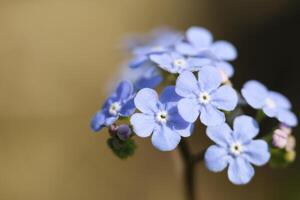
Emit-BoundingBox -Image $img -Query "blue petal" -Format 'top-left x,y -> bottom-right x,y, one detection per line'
115,81 -> 134,100
175,42 -> 198,56
178,98 -> 200,123
135,74 -> 163,90
228,157 -> 255,185
243,140 -> 270,166
186,26 -> 213,48
210,40 -> 237,61
206,123 -> 233,147
134,88 -> 159,114
262,106 -> 277,117
241,80 -> 268,109
167,106 -> 193,137
129,55 -> 147,68
119,99 -> 136,116
160,86 -> 181,104
198,66 -> 222,92
233,115 -> 259,143
151,125 -> 181,151
175,71 -> 199,98
130,113 -> 155,137
90,111 -> 106,132
187,57 -> 211,71
200,104 -> 225,126
268,91 -> 291,109
149,53 -> 173,72
211,85 -> 238,111
214,61 -> 234,78
205,145 -> 231,172
277,109 -> 298,127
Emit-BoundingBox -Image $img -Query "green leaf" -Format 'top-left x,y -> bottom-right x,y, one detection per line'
107,136 -> 137,159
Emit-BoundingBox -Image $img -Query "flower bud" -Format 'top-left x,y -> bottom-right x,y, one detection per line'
279,124 -> 292,135
285,150 -> 296,163
285,135 -> 296,151
108,123 -> 119,136
272,129 -> 288,149
117,124 -> 132,141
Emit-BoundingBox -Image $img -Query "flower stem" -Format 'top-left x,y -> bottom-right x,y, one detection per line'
178,139 -> 205,200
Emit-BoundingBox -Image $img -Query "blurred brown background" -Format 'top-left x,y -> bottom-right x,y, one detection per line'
0,0 -> 299,200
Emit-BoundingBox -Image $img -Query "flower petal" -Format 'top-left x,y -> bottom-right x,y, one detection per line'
134,88 -> 159,114
119,99 -> 136,116
241,80 -> 268,109
175,71 -> 199,98
151,125 -> 181,151
149,53 -> 173,72
268,91 -> 291,109
160,86 -> 181,104
167,106 -> 193,137
205,145 -> 231,172
198,66 -> 222,92
211,85 -> 238,111
277,109 -> 298,127
187,57 -> 211,71
115,81 -> 134,100
214,61 -> 234,78
130,113 -> 155,137
129,55 -> 147,68
243,140 -> 270,166
228,157 -> 255,185
200,104 -> 225,126
90,111 -> 106,132
206,123 -> 233,147
175,42 -> 198,56
233,115 -> 259,142
178,98 -> 200,123
186,26 -> 213,48
210,40 -> 237,61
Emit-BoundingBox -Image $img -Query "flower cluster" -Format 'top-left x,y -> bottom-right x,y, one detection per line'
91,26 -> 298,185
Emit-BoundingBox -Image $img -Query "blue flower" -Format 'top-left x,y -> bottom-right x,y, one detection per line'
150,51 -> 211,74
241,80 -> 298,127
175,26 -> 237,61
129,29 -> 182,68
130,86 -> 193,151
175,27 -> 236,79
91,81 -> 136,132
175,66 -> 238,126
205,115 -> 270,185
120,62 -> 163,90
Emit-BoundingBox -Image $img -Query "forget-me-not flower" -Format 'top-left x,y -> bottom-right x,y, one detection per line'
241,80 -> 298,127
91,81 -> 136,132
130,86 -> 193,151
205,115 -> 270,185
175,66 -> 238,126
129,29 -> 182,68
150,51 -> 211,74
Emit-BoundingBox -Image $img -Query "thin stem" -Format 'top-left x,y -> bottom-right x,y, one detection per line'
178,139 -> 205,200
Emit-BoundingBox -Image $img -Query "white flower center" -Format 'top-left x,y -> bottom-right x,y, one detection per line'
109,102 -> 121,116
173,59 -> 187,68
156,110 -> 168,123
230,142 -> 243,156
198,92 -> 211,104
265,98 -> 276,109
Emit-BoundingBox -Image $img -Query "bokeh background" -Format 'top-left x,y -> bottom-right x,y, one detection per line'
0,0 -> 299,199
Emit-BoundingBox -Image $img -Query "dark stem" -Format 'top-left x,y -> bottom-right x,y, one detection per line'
178,139 -> 205,200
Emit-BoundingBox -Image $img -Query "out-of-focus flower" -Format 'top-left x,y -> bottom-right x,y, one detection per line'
91,81 -> 136,132
272,129 -> 289,149
175,66 -> 238,126
241,80 -> 298,127
129,29 -> 182,68
205,115 -> 270,185
150,51 -> 210,74
285,150 -> 296,162
286,135 -> 296,152
130,86 -> 193,151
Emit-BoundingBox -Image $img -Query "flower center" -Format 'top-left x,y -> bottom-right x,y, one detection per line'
173,59 -> 187,68
198,92 -> 211,104
156,110 -> 168,123
109,102 -> 121,116
265,98 -> 276,109
230,142 -> 243,156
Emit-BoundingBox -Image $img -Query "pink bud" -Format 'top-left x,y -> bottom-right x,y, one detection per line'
279,124 -> 292,135
285,135 -> 296,151
272,129 -> 288,149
